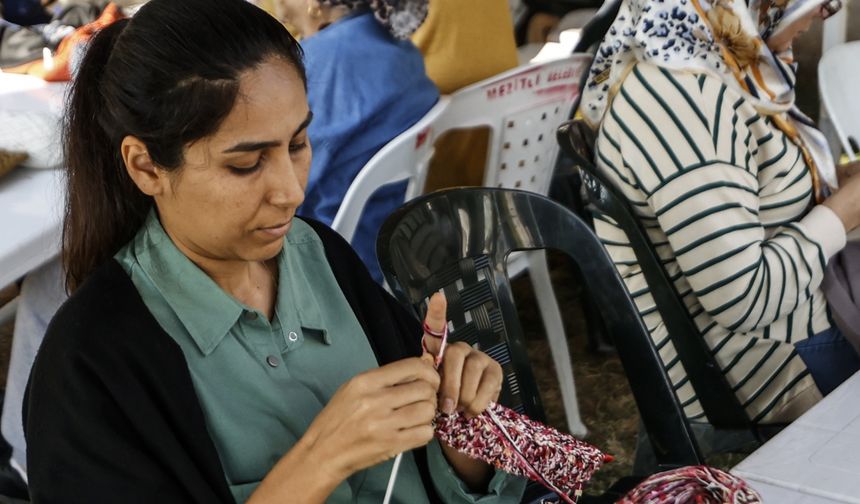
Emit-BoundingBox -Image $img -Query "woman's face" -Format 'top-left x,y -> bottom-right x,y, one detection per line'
153,57 -> 312,265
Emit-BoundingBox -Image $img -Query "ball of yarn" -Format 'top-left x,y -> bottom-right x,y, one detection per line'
617,465 -> 762,504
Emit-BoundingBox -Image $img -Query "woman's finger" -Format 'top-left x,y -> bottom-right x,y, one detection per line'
438,342 -> 468,414
384,379 -> 439,411
365,357 -> 439,388
456,353 -> 484,414
465,359 -> 503,418
422,291 -> 447,358
394,424 -> 436,452
388,400 -> 437,430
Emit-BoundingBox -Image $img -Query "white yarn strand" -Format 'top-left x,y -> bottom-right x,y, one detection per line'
382,452 -> 403,504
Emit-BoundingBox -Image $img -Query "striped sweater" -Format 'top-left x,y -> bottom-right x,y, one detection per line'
593,63 -> 847,424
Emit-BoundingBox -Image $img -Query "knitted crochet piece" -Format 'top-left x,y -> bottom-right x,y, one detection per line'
617,466 -> 763,504
435,402 -> 608,502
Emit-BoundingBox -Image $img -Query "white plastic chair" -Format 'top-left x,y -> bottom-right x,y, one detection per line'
333,54 -> 593,437
819,41 -> 860,161
330,98 -> 450,240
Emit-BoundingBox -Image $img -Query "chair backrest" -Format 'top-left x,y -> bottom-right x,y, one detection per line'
331,54 -> 592,242
556,119 -> 751,430
434,54 -> 592,196
377,187 -> 702,467
330,98 -> 450,242
819,41 -> 860,160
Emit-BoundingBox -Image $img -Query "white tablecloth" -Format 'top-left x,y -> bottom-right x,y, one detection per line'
733,371 -> 860,503
0,74 -> 67,288
0,168 -> 64,289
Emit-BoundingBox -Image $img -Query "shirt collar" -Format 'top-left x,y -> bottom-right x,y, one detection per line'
131,212 -> 245,355
132,213 -> 330,354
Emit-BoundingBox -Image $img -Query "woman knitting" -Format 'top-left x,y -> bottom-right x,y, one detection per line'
23,1 -> 526,502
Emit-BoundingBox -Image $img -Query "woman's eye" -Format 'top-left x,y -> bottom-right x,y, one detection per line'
227,158 -> 263,175
289,141 -> 308,153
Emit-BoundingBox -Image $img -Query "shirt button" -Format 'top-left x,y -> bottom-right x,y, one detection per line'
288,331 -> 299,342
266,355 -> 279,368
245,311 -> 258,321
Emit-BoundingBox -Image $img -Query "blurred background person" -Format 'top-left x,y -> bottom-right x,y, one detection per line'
582,0 -> 860,425
275,0 -> 438,283
412,0 -> 519,193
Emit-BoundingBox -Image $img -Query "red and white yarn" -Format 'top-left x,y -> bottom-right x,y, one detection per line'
424,318 -> 608,502
617,465 -> 763,504
418,319 -> 760,504
435,403 -> 610,503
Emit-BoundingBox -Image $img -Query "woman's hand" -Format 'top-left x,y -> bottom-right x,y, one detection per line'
421,292 -> 504,417
421,292 -> 502,492
306,358 -> 440,478
249,358 -> 439,503
837,160 -> 860,186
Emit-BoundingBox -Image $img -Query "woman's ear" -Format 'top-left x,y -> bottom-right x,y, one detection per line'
121,136 -> 167,197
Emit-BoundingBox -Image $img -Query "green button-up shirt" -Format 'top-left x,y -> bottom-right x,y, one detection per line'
115,212 -> 525,503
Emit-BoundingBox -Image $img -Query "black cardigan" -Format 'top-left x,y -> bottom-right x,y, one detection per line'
24,219 -> 442,503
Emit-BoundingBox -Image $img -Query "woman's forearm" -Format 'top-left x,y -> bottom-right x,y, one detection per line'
823,173 -> 860,233
440,440 -> 495,492
246,434 -> 344,504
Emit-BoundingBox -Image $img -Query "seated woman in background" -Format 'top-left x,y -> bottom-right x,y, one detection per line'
411,0 -> 519,192
581,0 -> 860,424
275,0 -> 438,283
24,1 -> 526,502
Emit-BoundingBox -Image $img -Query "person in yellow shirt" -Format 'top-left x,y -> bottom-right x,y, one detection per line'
412,0 -> 518,191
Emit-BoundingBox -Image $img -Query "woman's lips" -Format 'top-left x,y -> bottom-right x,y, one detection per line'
258,220 -> 292,238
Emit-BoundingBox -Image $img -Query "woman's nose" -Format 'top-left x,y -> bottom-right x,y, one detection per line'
267,156 -> 305,208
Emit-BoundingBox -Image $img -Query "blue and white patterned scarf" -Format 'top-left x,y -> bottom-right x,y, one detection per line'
582,0 -> 840,188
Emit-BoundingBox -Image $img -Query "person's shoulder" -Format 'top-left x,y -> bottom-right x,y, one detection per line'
615,62 -> 751,121
303,12 -> 377,50
308,12 -> 422,60
41,260 -> 158,359
620,63 -> 705,100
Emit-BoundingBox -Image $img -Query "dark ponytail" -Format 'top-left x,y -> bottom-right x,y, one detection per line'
63,19 -> 141,293
62,0 -> 305,291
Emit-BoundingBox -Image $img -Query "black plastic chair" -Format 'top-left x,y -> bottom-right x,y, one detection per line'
548,0 -> 626,355
556,120 -> 782,468
572,0 -> 623,54
377,188 -> 702,476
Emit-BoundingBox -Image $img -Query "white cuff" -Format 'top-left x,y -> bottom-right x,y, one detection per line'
800,205 -> 847,260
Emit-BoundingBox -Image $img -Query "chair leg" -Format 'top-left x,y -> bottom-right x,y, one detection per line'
632,421 -> 659,476
526,250 -> 588,438
582,288 -> 615,354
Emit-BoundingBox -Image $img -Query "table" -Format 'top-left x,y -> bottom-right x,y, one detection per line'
0,74 -> 67,289
0,168 -> 64,289
733,371 -> 860,503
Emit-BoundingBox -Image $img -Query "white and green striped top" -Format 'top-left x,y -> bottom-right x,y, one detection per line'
593,62 -> 847,424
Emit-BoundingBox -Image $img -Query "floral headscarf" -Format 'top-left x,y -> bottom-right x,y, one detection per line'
582,0 -> 842,190
321,0 -> 428,39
